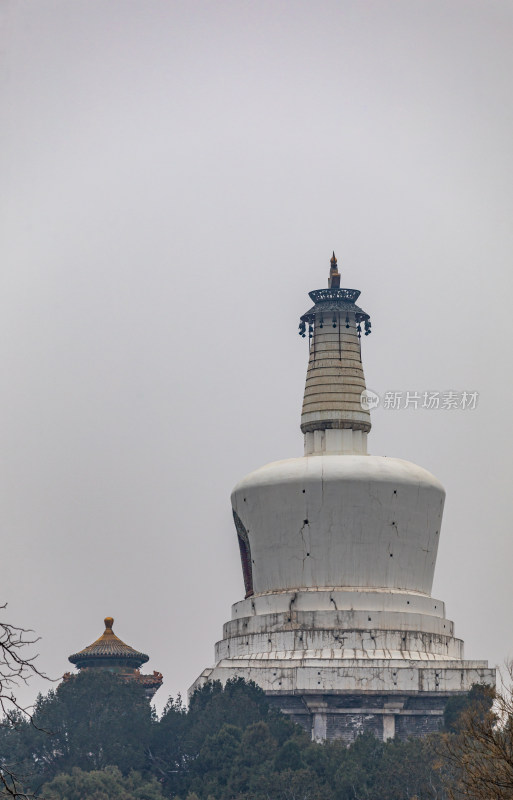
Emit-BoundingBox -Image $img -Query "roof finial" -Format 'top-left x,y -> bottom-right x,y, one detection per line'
104,616 -> 114,631
328,251 -> 340,288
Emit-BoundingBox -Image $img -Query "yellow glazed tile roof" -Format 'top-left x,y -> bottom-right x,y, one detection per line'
68,617 -> 149,666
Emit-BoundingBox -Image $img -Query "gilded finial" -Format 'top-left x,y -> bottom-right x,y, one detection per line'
328,251 -> 340,288
104,617 -> 114,631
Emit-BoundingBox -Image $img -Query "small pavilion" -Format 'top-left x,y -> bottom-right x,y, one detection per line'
67,616 -> 163,699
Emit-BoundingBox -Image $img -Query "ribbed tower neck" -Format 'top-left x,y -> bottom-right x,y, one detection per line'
299,253 -> 372,456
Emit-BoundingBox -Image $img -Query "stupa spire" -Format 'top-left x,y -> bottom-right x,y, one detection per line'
328,251 -> 340,288
299,253 -> 372,455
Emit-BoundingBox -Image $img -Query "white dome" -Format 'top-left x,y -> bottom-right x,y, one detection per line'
231,455 -> 445,597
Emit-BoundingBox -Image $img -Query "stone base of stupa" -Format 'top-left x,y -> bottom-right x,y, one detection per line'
190,589 -> 495,741
192,658 -> 493,741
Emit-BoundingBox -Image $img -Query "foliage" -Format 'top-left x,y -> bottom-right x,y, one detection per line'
149,681 -> 449,800
443,684 -> 494,734
2,670 -> 507,800
0,670 -> 153,793
149,678 -> 299,797
440,669 -> 513,800
41,765 -> 166,800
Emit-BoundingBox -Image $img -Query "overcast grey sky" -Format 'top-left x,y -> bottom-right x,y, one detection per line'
1,0 -> 512,712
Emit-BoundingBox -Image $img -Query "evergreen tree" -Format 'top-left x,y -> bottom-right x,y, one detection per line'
0,673 -> 488,800
0,670 -> 154,790
41,765 -> 166,800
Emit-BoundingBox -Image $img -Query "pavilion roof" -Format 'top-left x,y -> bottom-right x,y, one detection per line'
68,617 -> 149,668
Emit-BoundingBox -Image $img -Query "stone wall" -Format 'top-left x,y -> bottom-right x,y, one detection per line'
266,692 -> 450,742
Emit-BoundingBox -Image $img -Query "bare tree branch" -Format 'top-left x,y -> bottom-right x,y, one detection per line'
441,666 -> 513,800
0,603 -> 50,798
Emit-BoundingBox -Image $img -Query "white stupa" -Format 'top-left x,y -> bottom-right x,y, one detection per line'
191,254 -> 494,741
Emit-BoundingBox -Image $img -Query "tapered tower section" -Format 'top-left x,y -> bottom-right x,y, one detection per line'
191,254 -> 494,742
300,252 -> 371,452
